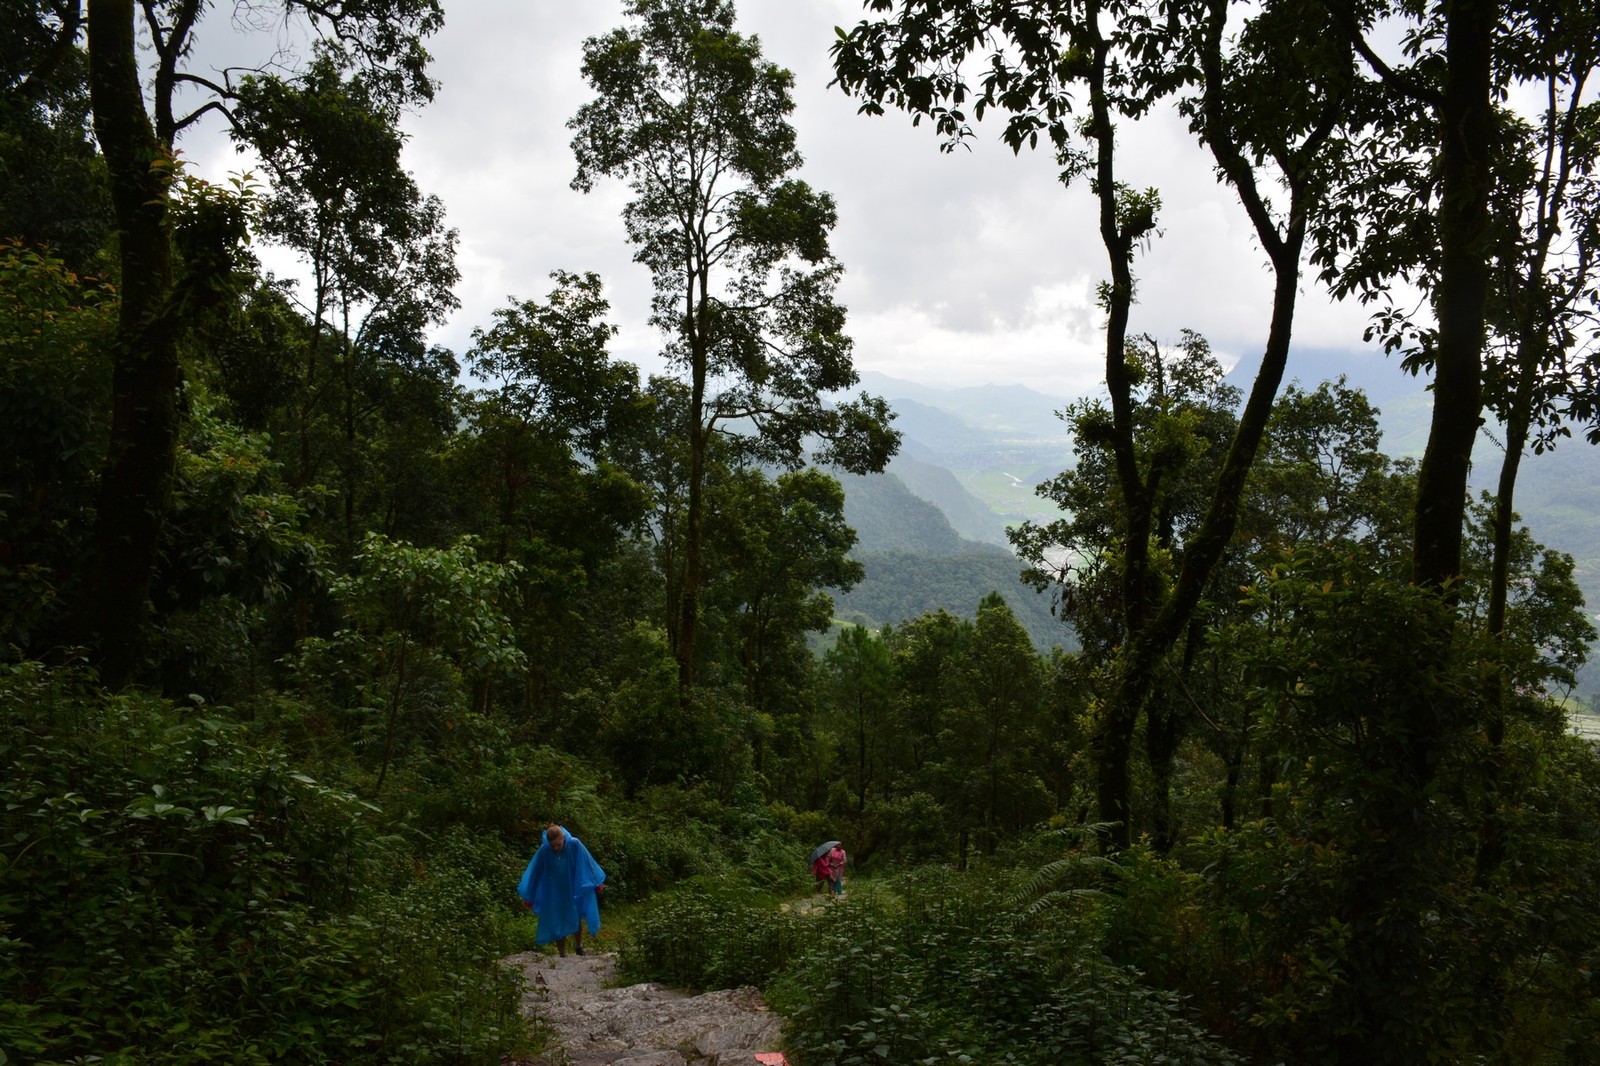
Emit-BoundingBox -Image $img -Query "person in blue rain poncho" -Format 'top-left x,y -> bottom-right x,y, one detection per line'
517,823 -> 606,956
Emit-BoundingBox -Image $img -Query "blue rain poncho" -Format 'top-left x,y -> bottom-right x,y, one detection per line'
517,827 -> 605,945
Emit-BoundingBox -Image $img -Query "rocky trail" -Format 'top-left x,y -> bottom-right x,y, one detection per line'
500,949 -> 789,1066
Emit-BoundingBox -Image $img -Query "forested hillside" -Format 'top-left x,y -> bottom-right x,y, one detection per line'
5,1 -> 1600,1065
831,466 -> 1068,650
858,366 -> 1600,698
883,453 -> 1015,547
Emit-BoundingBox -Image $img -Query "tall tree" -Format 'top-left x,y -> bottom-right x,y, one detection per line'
1312,0 -> 1598,983
1015,333 -> 1251,849
1315,0 -> 1496,591
1472,29 -> 1600,872
234,54 -> 459,550
457,271 -> 648,716
77,0 -> 442,686
0,2 -> 110,270
835,0 -> 1354,848
821,624 -> 894,814
82,0 -> 187,686
570,0 -> 898,692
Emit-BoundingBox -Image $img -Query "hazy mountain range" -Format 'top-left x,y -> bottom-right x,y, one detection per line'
830,359 -> 1600,697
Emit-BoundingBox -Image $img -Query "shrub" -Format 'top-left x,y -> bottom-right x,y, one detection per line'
0,662 -> 532,1064
357,827 -> 532,1062
617,878 -> 800,991
771,868 -> 1239,1066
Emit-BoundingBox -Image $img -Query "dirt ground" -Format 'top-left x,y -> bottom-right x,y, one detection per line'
500,948 -> 788,1066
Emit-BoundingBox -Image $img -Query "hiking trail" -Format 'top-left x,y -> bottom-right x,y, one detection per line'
501,948 -> 787,1066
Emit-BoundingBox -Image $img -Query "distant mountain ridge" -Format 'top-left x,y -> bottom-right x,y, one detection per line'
1225,348 -> 1598,618
835,467 -> 974,556
825,372 -> 1081,651
832,467 -> 1069,652
858,371 -> 1075,441
888,455 -> 1012,548
840,356 -> 1598,694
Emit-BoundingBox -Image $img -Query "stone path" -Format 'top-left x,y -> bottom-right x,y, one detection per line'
501,950 -> 786,1066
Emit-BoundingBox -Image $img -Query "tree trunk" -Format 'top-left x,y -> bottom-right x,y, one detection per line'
374,632 -> 409,796
1412,0 -> 1493,594
1150,621 -> 1204,852
1474,350 -> 1534,882
1145,698 -> 1181,854
678,410 -> 706,693
1219,744 -> 1242,831
856,692 -> 870,814
676,252 -> 711,694
84,0 -> 180,688
1084,0 -> 1154,849
1257,751 -> 1277,820
1091,0 -> 1331,849
1336,15 -> 1494,1057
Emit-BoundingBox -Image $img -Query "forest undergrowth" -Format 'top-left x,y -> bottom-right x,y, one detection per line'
7,640 -> 1600,1065
8,0 -> 1600,1062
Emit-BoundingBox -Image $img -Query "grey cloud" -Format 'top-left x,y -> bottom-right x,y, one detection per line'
183,0 -> 1378,394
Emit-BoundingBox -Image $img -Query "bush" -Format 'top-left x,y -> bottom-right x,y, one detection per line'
0,662 -> 533,1064
569,780 -> 807,902
357,827 -> 533,1063
618,878 -> 800,991
770,868 -> 1239,1066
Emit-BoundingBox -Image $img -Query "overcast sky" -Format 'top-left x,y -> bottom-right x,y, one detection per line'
188,0 -> 1385,400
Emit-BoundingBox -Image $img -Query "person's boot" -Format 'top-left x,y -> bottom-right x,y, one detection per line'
557,940 -> 567,958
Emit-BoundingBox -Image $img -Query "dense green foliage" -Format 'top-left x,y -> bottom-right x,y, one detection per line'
0,663 -> 527,1064
620,879 -> 802,992
623,864 -> 1245,1065
2,0 -> 1598,1062
835,548 -> 1064,653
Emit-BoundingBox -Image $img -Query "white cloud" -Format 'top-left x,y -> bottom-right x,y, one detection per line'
178,0 -> 1385,398
849,276 -> 1105,396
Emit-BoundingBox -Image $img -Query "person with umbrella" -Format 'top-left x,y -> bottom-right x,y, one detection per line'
518,823 -> 606,956
809,839 -> 847,897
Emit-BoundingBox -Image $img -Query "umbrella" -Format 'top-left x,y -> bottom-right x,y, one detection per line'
809,840 -> 841,866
